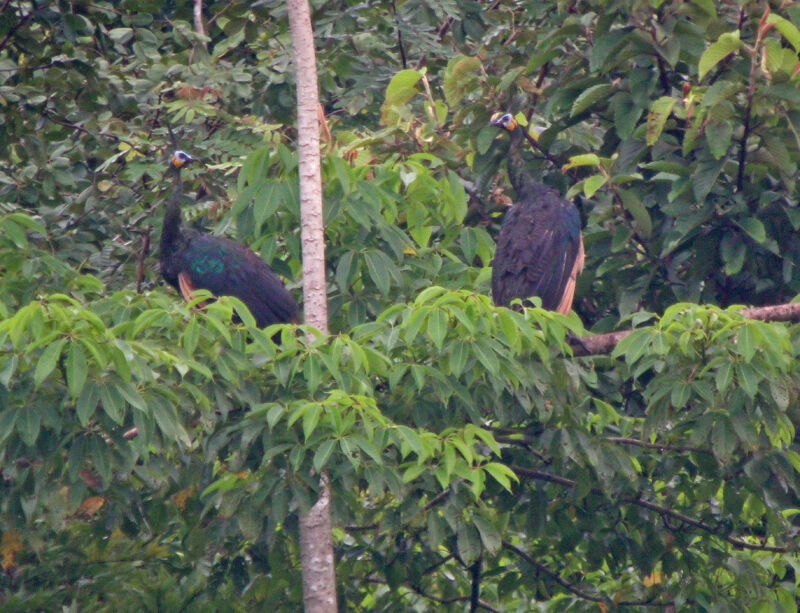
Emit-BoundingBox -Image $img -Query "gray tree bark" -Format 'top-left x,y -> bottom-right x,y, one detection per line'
286,0 -> 337,611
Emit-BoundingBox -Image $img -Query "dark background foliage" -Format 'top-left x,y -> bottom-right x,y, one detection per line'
2,0 -> 800,611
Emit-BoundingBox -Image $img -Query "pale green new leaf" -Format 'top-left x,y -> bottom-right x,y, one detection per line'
698,31 -> 741,82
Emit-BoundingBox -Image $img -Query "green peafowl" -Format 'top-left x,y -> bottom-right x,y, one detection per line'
160,150 -> 300,326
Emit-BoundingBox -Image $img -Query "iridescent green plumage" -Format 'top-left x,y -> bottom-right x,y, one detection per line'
160,151 -> 299,326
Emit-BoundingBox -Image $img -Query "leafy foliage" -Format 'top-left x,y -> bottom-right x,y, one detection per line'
3,1 -> 800,611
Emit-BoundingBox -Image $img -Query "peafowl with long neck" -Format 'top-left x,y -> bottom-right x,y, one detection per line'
160,150 -> 300,327
490,113 -> 584,314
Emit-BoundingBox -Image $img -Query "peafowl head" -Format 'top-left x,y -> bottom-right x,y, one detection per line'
490,112 -> 518,133
170,150 -> 199,170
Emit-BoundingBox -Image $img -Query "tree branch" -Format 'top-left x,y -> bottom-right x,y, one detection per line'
391,0 -> 407,69
503,541 -> 676,607
511,466 -> 794,553
502,541 -> 606,603
470,558 -> 482,613
43,112 -> 146,155
571,301 -> 800,356
136,225 -> 152,293
0,9 -> 33,55
206,0 -> 236,29
738,8 -> 770,194
409,583 -> 500,613
605,437 -> 711,455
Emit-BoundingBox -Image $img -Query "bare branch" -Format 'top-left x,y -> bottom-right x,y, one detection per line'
502,541 -> 606,603
469,558 -> 482,613
504,541 -> 676,607
0,8 -> 33,55
136,225 -> 152,293
511,466 -> 794,553
572,302 -> 800,356
605,437 -> 711,455
409,582 -> 500,613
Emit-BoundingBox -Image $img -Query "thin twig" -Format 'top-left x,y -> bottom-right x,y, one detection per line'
136,225 -> 152,293
0,8 -> 33,55
423,488 -> 451,512
521,128 -> 561,168
409,583 -> 500,613
737,65 -> 756,193
206,0 -> 236,29
503,541 -> 675,607
605,437 -> 711,455
502,541 -> 606,603
391,0 -> 407,69
43,112 -> 145,154
511,466 -> 794,553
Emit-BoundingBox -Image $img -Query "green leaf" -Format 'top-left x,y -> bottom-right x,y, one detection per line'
302,403 -> 322,440
426,308 -> 448,351
563,153 -> 601,171
364,250 -> 392,296
472,513 -> 501,554
705,120 -> 732,160
611,93 -> 643,139
99,381 -> 125,424
583,174 -> 607,199
736,325 -> 756,362
736,363 -> 759,398
472,339 -> 499,376
483,462 -> 518,492
571,84 -> 614,117
448,340 -> 468,377
698,31 -> 741,82
646,96 -> 677,146
737,217 -> 766,244
618,189 -> 652,239
691,0 -> 717,17
17,408 -> 41,447
3,220 -> 27,248
692,157 -> 724,201
65,342 -> 88,398
313,439 -> 337,472
476,125 -> 498,155
716,360 -> 733,392
182,318 -> 200,355
443,55 -> 481,106
34,338 -> 67,389
0,408 -> 18,446
456,522 -> 481,565
153,402 -> 191,446
711,417 -> 737,462
108,27 -> 134,44
76,383 -> 100,426
335,250 -> 356,292
0,355 -> 18,387
767,14 -> 800,53
384,69 -> 423,107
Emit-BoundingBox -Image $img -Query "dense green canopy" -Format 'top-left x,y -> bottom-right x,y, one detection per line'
2,1 -> 800,611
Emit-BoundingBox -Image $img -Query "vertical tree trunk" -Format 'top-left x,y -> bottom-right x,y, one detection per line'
286,1 -> 337,611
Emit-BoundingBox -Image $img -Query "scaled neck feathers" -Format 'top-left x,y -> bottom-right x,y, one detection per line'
160,167 -> 185,259
506,124 -> 553,202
